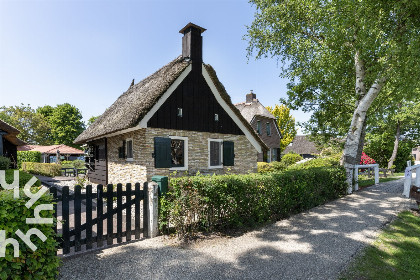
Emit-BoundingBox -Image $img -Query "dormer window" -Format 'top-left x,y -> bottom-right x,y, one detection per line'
266,122 -> 271,136
215,114 -> 219,121
177,108 -> 183,117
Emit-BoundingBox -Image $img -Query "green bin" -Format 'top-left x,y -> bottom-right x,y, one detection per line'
151,175 -> 168,196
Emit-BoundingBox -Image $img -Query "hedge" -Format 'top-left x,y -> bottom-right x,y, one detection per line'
159,166 -> 347,237
21,163 -> 62,177
0,170 -> 41,190
0,189 -> 60,279
0,157 -> 11,170
16,151 -> 41,170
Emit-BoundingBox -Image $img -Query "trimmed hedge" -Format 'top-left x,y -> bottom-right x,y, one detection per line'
0,157 -> 11,170
159,166 -> 347,237
0,170 -> 41,190
281,152 -> 304,166
17,151 -> 41,170
21,163 -> 62,177
0,189 -> 60,279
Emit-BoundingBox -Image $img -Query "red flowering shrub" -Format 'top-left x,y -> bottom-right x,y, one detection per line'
360,152 -> 376,165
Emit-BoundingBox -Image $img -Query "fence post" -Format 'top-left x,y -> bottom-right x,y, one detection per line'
403,166 -> 411,198
415,168 -> 420,188
147,182 -> 159,238
353,166 -> 359,192
374,165 -> 379,185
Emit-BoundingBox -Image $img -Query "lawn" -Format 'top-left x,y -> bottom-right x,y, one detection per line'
340,210 -> 420,280
0,169 -> 41,188
358,172 -> 404,188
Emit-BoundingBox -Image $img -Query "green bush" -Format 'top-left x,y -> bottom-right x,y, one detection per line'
0,170 -> 41,190
288,155 -> 341,170
0,189 -> 60,279
21,163 -> 62,177
16,151 -> 41,169
159,166 -> 347,237
0,156 -> 11,170
60,160 -> 85,169
257,162 -> 272,173
281,152 -> 303,166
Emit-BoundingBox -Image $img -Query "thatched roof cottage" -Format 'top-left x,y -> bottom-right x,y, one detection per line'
283,135 -> 320,159
74,23 -> 267,185
235,92 -> 282,162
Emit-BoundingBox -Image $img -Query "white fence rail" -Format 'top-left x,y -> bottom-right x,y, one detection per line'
403,163 -> 420,198
351,164 -> 379,194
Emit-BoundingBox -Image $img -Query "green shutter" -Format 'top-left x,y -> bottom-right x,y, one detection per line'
223,141 -> 234,166
154,137 -> 171,168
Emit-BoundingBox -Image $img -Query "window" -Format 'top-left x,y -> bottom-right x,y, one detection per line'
170,136 -> 188,170
256,121 -> 261,134
266,122 -> 271,136
271,148 -> 277,162
177,108 -> 183,117
126,139 -> 133,160
209,139 -> 223,168
215,114 -> 219,121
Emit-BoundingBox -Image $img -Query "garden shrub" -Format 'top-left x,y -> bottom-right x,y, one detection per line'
257,162 -> 272,173
0,170 -> 41,190
0,156 -> 11,170
360,152 -> 376,165
288,155 -> 341,170
159,166 -> 347,237
0,188 -> 60,279
281,152 -> 303,166
258,161 -> 287,174
61,160 -> 85,169
21,162 -> 62,177
16,151 -> 41,169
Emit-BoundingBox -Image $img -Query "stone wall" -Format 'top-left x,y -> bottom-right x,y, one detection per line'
106,128 -> 258,183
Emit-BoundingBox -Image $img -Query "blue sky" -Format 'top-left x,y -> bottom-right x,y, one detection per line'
0,0 -> 310,132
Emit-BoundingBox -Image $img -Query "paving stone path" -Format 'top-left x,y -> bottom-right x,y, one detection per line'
59,178 -> 417,280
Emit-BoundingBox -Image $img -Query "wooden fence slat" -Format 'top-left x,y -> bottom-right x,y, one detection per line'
135,183 -> 141,239
74,186 -> 82,252
97,184 -> 104,248
125,183 -> 132,242
86,185 -> 93,250
106,184 -> 114,246
117,183 -> 123,243
143,182 -> 149,238
62,186 -> 70,254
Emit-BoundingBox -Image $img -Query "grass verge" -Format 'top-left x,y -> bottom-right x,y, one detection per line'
358,172 -> 404,188
340,210 -> 420,280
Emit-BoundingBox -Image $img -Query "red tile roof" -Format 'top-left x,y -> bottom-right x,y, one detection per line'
17,144 -> 84,155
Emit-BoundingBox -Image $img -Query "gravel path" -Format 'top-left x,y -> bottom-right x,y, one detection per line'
59,178 -> 417,280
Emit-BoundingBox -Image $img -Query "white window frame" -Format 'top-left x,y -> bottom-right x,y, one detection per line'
208,139 -> 223,169
126,138 -> 134,161
169,136 -> 188,171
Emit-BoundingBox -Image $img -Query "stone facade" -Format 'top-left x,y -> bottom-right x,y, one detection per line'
107,127 -> 258,184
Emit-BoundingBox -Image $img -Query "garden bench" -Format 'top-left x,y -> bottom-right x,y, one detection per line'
61,167 -> 75,177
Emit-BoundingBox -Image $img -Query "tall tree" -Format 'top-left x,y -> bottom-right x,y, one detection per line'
87,116 -> 99,127
48,103 -> 85,147
246,0 -> 420,191
266,104 -> 297,152
0,104 -> 52,145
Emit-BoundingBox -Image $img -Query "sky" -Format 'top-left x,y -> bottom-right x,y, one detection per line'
0,0 -> 311,133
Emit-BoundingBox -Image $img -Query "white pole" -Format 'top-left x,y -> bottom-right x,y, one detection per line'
354,166 -> 359,191
374,165 -> 379,185
403,166 -> 411,198
148,182 -> 159,238
415,168 -> 420,188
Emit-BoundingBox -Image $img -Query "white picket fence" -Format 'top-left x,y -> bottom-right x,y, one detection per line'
403,162 -> 420,198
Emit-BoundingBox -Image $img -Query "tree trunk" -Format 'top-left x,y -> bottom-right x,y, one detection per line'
342,51 -> 386,193
388,120 -> 400,169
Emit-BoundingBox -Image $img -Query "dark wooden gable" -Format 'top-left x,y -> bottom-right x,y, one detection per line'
147,72 -> 244,135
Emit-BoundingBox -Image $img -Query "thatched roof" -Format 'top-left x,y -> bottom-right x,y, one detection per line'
0,119 -> 26,146
74,56 -> 190,144
283,135 -> 319,155
235,100 -> 275,123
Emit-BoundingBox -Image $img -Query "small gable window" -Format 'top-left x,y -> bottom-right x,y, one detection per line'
177,108 -> 183,117
126,139 -> 133,160
266,122 -> 271,136
257,121 -> 261,134
215,114 -> 219,121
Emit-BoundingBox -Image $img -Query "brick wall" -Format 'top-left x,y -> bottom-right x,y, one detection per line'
107,128 -> 258,184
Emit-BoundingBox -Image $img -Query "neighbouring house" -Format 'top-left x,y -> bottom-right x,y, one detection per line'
74,23 -> 268,185
413,147 -> 420,165
0,119 -> 26,168
235,92 -> 282,162
283,135 -> 319,159
18,144 -> 84,163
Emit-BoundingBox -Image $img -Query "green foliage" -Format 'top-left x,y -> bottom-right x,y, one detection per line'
0,170 -> 41,189
281,153 -> 303,166
159,167 -> 347,237
60,160 -> 85,169
0,156 -> 11,170
266,104 -> 297,152
288,156 -> 341,170
257,162 -> 271,174
0,189 -> 60,279
16,151 -> 41,169
21,163 -> 62,177
258,161 -> 288,174
48,103 -> 85,147
87,116 -> 99,127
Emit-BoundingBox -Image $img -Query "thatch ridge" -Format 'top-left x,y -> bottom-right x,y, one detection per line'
0,119 -> 26,146
203,64 -> 268,151
74,56 -> 190,144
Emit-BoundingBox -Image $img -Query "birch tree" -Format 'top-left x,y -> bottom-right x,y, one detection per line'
246,0 -> 420,191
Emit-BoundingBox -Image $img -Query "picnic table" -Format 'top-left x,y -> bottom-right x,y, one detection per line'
61,168 -> 88,177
